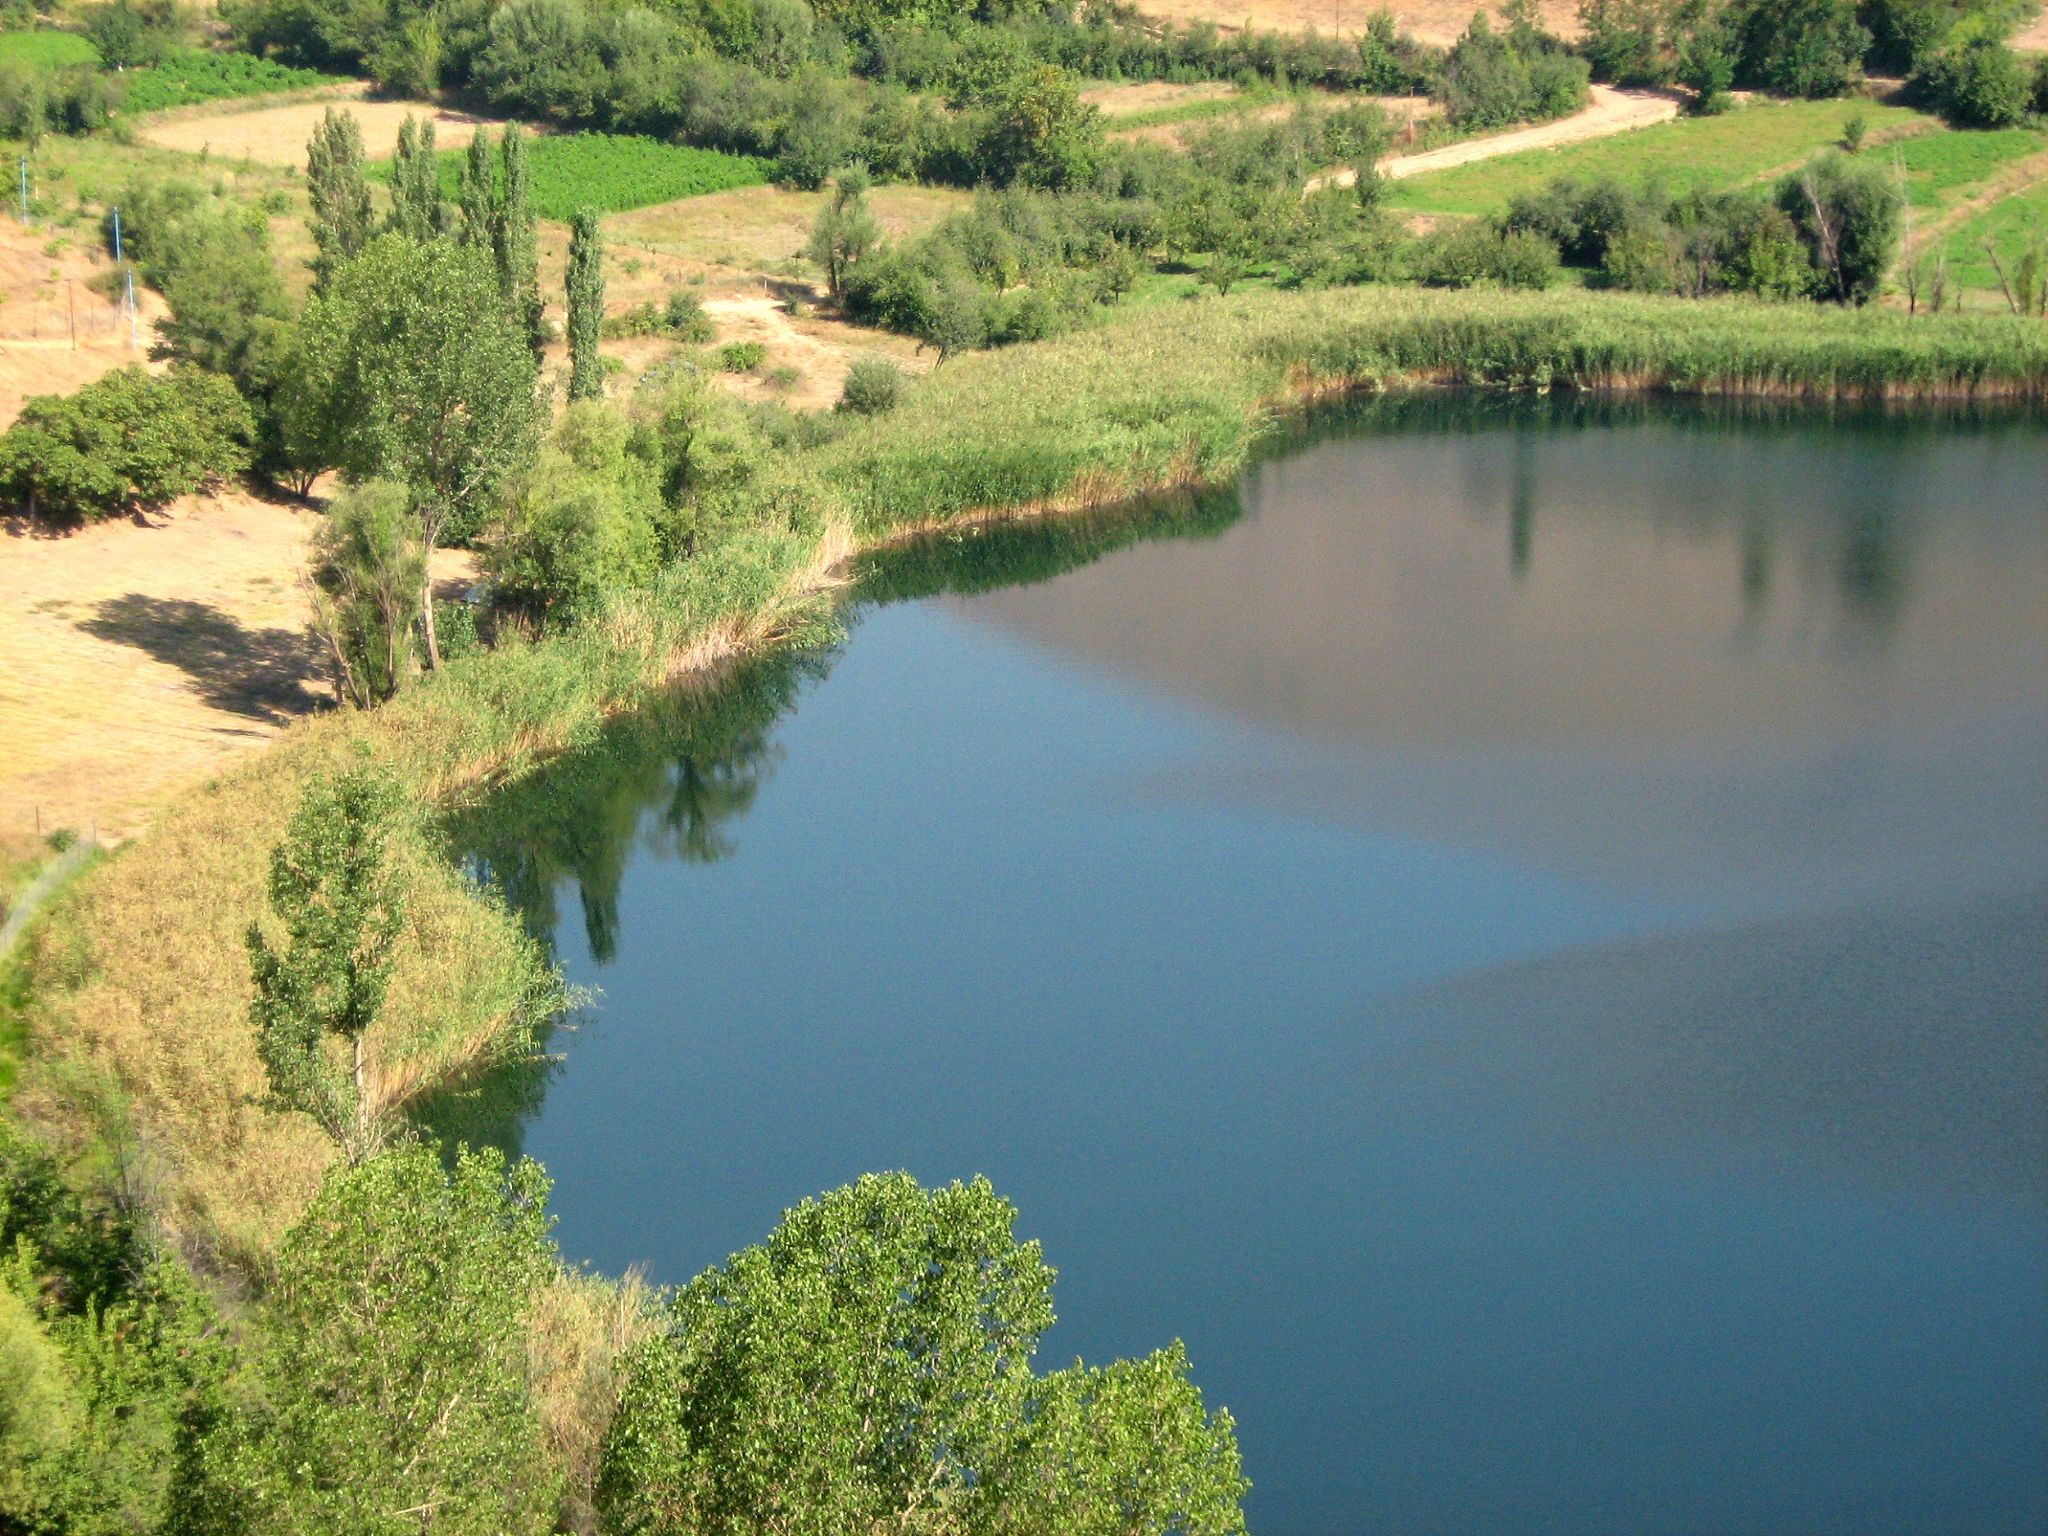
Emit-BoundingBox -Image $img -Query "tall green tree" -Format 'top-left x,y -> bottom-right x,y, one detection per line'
177,1146 -> 560,1536
387,115 -> 446,243
597,1172 -> 1248,1536
245,766 -> 408,1162
566,208 -> 606,403
457,127 -> 497,248
291,235 -> 540,666
804,167 -> 882,301
1778,150 -> 1903,304
305,107 -> 373,292
496,126 -> 546,356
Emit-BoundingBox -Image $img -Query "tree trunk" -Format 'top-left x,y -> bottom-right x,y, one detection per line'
420,547 -> 441,671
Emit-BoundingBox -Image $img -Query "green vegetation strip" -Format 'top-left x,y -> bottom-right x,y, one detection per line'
1386,99 -> 1931,216
371,132 -> 776,220
0,34 -> 344,109
0,27 -> 95,68
25,285 -> 2047,1265
1940,177 -> 2048,289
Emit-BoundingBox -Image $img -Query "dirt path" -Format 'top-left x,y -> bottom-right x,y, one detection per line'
1373,85 -> 1681,183
137,85 -> 510,166
699,291 -> 930,411
1901,147 -> 2048,263
0,494 -> 476,843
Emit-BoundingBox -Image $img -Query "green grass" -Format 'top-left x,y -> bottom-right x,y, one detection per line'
0,27 -> 97,70
1938,177 -> 2048,292
1104,86 -> 1272,134
1890,125 -> 2048,210
118,48 -> 348,114
372,132 -> 775,221
1386,99 -> 1931,216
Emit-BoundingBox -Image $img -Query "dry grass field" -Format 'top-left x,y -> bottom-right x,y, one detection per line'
0,221 -> 168,429
609,181 -> 970,275
137,83 -> 511,166
1129,0 -> 1579,44
0,495 -> 476,843
1080,79 -> 1240,115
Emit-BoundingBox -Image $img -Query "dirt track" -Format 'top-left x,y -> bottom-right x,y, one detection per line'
1378,85 -> 1682,181
1130,0 -> 1578,45
137,85 -> 509,167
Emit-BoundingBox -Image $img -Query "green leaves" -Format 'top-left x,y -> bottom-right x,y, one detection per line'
567,209 -> 606,404
0,366 -> 253,524
246,766 -> 408,1159
599,1172 -> 1247,1536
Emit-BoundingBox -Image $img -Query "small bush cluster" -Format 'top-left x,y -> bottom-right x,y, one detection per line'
0,366 -> 253,523
601,288 -> 718,343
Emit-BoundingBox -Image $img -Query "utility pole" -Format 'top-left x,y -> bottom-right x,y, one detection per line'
125,268 -> 138,347
18,156 -> 28,226
112,204 -> 124,264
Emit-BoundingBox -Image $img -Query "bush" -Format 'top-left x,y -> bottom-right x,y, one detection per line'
1413,221 -> 1561,289
1777,150 -> 1902,303
1915,37 -> 2033,127
717,339 -> 768,371
0,366 -> 253,523
1732,0 -> 1869,97
837,355 -> 907,415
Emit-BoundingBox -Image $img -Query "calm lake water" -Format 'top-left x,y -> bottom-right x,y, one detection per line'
454,397 -> 2048,1536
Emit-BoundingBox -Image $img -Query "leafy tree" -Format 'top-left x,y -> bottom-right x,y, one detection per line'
387,115 -> 446,243
0,367 -> 252,524
978,65 -> 1102,190
567,207 -> 607,403
804,167 -> 883,299
598,1173 -> 1247,1536
179,1146 -> 559,1536
291,235 -> 539,665
1916,36 -> 2032,126
306,106 -> 373,291
1778,150 -> 1902,303
485,402 -> 664,625
84,0 -> 175,68
1579,0 -> 1674,84
1733,0 -> 1869,97
246,765 -> 409,1160
308,481 -> 428,706
1676,2 -> 1739,109
497,125 -> 546,356
458,128 -> 497,247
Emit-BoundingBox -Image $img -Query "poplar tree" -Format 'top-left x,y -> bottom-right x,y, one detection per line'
247,766 -> 409,1164
496,125 -> 545,356
457,127 -> 496,248
306,107 -> 373,292
387,116 -> 445,243
566,208 -> 605,402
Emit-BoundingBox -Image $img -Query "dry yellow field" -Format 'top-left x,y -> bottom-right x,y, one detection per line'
1129,0 -> 1579,44
137,84 -> 510,166
0,221 -> 169,429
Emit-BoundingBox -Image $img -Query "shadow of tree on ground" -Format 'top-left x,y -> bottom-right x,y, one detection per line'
79,594 -> 328,724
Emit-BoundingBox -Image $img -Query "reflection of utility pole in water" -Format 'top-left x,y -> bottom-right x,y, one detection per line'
1508,429 -> 1535,581
1740,510 -> 1772,611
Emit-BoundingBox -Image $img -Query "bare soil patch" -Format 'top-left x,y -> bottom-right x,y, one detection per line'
0,221 -> 169,429
1129,0 -> 1579,46
1080,80 -> 1239,116
2013,11 -> 2048,53
608,182 -> 970,276
0,492 -> 475,842
137,84 -> 510,167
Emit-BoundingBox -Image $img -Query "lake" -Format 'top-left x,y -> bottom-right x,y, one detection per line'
453,396 -> 2048,1536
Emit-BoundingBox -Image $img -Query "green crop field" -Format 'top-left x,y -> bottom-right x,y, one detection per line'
372,132 -> 775,221
0,28 -> 97,69
118,49 -> 347,114
1385,99 -> 1931,215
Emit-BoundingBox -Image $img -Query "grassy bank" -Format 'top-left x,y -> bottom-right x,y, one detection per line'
15,283 -> 2047,1269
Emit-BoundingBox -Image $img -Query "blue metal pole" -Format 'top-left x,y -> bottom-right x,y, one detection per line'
112,205 -> 123,264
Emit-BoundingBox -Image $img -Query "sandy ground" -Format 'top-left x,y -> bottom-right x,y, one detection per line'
699,291 -> 932,410
0,221 -> 169,429
1081,80 -> 1240,116
0,494 -> 475,843
2014,12 -> 2048,53
137,84 -> 509,167
1130,0 -> 1579,45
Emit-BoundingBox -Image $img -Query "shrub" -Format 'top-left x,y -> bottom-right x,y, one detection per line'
1915,37 -> 2033,127
1777,150 -> 1902,303
0,366 -> 252,523
837,354 -> 907,414
717,339 -> 768,371
1413,221 -> 1561,289
1732,0 -> 1869,98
